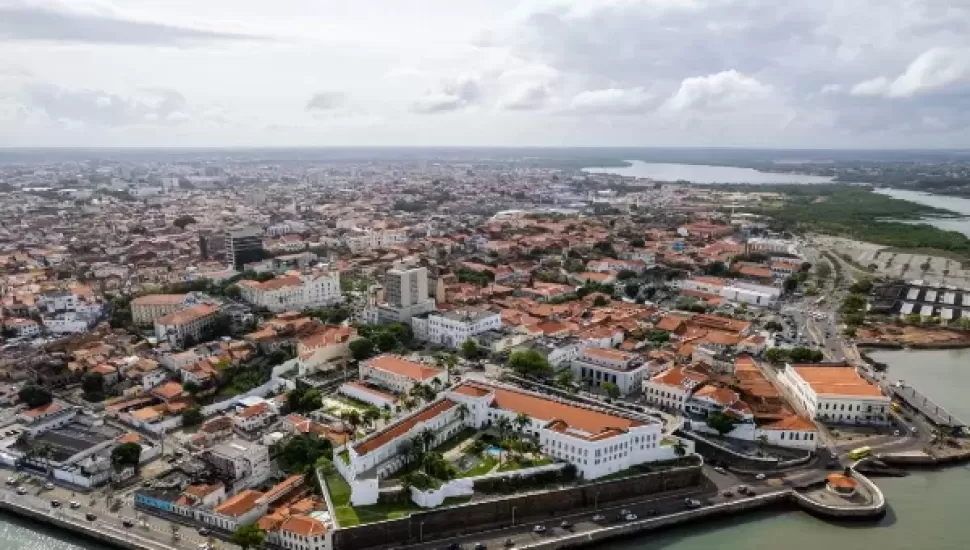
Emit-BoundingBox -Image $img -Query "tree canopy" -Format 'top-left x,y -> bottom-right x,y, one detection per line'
18,385 -> 52,409
231,524 -> 265,550
111,442 -> 142,473
507,349 -> 553,379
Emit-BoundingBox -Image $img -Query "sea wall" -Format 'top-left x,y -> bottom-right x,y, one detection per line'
332,462 -> 703,550
516,491 -> 790,550
0,499 -> 168,550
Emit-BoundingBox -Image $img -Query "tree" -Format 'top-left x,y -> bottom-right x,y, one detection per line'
461,339 -> 481,360
706,411 -> 738,435
183,380 -> 201,396
82,372 -> 105,401
602,382 -> 620,399
514,412 -> 531,434
673,440 -> 687,457
373,331 -> 398,352
783,277 -> 799,293
592,295 -> 610,307
756,434 -> 769,452
349,337 -> 375,361
111,442 -> 142,474
362,408 -> 380,429
182,406 -> 204,427
555,369 -> 575,388
18,385 -> 52,409
456,403 -> 470,423
764,348 -> 786,365
507,349 -> 553,379
850,279 -> 873,294
172,215 -> 197,229
629,237 -> 646,248
617,269 -> 638,281
231,524 -> 265,550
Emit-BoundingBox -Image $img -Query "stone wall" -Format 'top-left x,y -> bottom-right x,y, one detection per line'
333,462 -> 702,550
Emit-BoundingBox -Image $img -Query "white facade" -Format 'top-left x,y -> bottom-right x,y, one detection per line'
778,364 -> 891,425
154,304 -> 221,343
570,347 -> 652,396
643,366 -> 708,411
238,270 -> 342,313
359,355 -> 447,394
411,309 -> 502,349
43,312 -> 96,334
720,282 -> 781,307
344,229 -> 409,253
338,382 -> 397,409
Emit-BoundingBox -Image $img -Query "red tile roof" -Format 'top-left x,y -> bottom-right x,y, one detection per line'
365,354 -> 442,382
353,399 -> 457,456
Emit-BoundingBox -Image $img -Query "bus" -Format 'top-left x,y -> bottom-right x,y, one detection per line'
847,446 -> 872,460
891,402 -> 902,414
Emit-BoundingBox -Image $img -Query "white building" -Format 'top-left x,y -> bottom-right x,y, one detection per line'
43,311 -> 97,335
359,354 -> 447,394
778,364 -> 891,425
570,347 -> 654,396
410,308 -> 502,349
131,294 -> 188,326
338,382 -> 397,410
343,229 -> 409,253
202,439 -> 273,492
720,282 -> 781,307
154,303 -> 221,344
338,381 -> 682,494
2,317 -> 41,338
643,366 -> 709,411
237,269 -> 342,313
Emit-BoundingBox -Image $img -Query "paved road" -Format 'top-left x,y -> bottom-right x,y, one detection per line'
0,468 -> 224,550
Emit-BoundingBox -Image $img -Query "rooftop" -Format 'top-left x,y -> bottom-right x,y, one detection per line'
364,354 -> 443,382
354,399 -> 457,456
791,364 -> 886,398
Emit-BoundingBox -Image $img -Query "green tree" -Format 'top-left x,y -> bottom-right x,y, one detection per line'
182,406 -> 204,426
507,349 -> 553,379
81,372 -> 105,401
706,411 -> 738,435
602,382 -> 620,399
617,269 -> 638,281
461,339 -> 481,360
231,524 -> 265,550
629,237 -> 645,248
183,380 -> 201,395
593,295 -> 610,307
18,385 -> 52,409
110,442 -> 142,474
349,337 -> 375,361
373,331 -> 398,352
172,215 -> 197,229
555,369 -> 575,388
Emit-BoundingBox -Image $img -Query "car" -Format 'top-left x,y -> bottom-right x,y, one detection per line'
50,500 -> 61,508
85,513 -> 97,521
624,513 -> 638,521
532,525 -> 547,534
685,499 -> 701,509
894,430 -> 901,436
713,466 -> 727,475
620,509 -> 631,516
722,490 -> 734,498
198,528 -> 210,536
5,477 -> 15,485
560,520 -> 573,530
592,514 -> 606,522
123,520 -> 134,528
70,501 -> 80,509
504,539 -> 515,547
474,543 -> 487,550
755,473 -> 766,481
44,482 -> 54,490
16,487 -> 27,495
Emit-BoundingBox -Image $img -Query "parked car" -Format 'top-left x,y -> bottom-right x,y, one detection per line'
123,520 -> 134,528
70,501 -> 80,509
198,528 -> 209,536
85,513 -> 97,521
624,513 -> 638,521
592,514 -> 606,522
754,473 -> 766,481
560,520 -> 573,530
50,500 -> 60,508
713,466 -> 727,475
685,498 -> 701,509
722,490 -> 734,498
532,525 -> 547,534
473,543 -> 487,550
16,487 -> 26,495
44,483 -> 54,490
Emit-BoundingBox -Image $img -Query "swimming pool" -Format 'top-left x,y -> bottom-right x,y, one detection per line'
485,446 -> 502,457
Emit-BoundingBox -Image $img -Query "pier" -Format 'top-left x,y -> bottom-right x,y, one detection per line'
890,383 -> 966,431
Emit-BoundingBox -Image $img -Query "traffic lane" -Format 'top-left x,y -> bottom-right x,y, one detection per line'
399,483 -> 718,550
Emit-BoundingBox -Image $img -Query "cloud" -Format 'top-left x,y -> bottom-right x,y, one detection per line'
886,47 -> 970,98
819,84 -> 843,95
850,76 -> 890,97
497,82 -> 551,111
306,92 -> 346,111
411,75 -> 482,114
663,70 -> 772,112
0,4 -> 267,46
567,87 -> 652,114
21,84 -> 192,126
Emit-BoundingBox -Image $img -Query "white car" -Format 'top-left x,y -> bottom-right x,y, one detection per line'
624,513 -> 638,521
755,473 -> 766,481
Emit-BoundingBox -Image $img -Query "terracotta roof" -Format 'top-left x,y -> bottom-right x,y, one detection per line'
152,381 -> 184,401
130,407 -> 160,421
156,303 -> 219,326
582,347 -> 635,362
354,399 -> 457,456
452,385 -> 491,398
365,354 -> 442,382
238,402 -> 271,419
185,482 -> 223,498
649,366 -> 708,389
215,489 -> 264,517
466,382 -> 643,439
117,432 -> 141,444
761,415 -> 817,432
132,294 -> 186,306
827,473 -> 857,489
791,365 -> 885,398
280,514 -> 327,536
693,385 -> 738,407
344,382 -> 396,402
23,402 -> 61,418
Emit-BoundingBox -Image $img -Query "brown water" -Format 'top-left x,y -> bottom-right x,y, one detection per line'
611,348 -> 970,550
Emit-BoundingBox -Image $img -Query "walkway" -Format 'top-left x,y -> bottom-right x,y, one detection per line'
888,383 -> 966,429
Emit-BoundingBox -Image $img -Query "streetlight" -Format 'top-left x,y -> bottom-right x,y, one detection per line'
420,521 -> 425,542
594,491 -> 600,510
512,506 -> 517,527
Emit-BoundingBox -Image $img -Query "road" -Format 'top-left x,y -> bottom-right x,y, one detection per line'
0,467 -> 225,550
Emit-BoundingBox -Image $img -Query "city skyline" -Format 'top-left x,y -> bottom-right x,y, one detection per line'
1,0 -> 969,149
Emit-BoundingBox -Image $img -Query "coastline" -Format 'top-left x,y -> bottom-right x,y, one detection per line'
0,499 -> 164,550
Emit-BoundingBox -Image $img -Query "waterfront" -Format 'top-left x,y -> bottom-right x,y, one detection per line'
583,161 -> 835,184
0,512 -> 99,550
874,188 -> 970,238
610,348 -> 970,550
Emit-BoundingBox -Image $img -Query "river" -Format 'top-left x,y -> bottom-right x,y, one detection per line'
0,512 -> 99,550
874,188 -> 970,238
583,161 -> 835,184
609,348 -> 970,550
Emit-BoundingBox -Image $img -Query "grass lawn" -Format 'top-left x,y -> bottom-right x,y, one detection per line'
496,456 -> 550,473
436,427 -> 477,455
327,470 -> 471,527
457,455 -> 497,478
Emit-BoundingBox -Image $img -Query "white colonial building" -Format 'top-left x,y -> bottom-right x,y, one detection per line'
237,269 -> 341,313
411,308 -> 502,349
359,354 -> 448,394
778,363 -> 891,425
570,347 -> 655,396
643,366 -> 709,411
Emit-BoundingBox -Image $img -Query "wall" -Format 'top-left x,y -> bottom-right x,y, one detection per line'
411,478 -> 475,508
332,462 -> 702,550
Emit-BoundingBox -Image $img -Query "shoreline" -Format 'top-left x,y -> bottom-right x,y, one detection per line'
0,499 -> 163,550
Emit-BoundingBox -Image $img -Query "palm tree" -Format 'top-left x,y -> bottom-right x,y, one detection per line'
496,416 -> 513,441
363,408 -> 380,429
430,378 -> 442,391
673,440 -> 687,457
418,428 -> 436,454
514,413 -> 531,435
756,434 -> 769,454
381,405 -> 392,425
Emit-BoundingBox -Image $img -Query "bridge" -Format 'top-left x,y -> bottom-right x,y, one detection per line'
889,383 -> 966,431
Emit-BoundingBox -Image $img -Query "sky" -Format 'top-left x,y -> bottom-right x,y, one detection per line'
1,0 -> 969,148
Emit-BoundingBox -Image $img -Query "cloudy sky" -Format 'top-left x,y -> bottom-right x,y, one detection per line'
1,0 -> 969,148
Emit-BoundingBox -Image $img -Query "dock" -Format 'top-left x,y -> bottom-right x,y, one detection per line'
889,383 -> 965,430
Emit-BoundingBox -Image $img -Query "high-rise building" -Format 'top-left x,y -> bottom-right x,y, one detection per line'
385,266 -> 429,308
226,227 -> 265,270
199,231 -> 226,261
